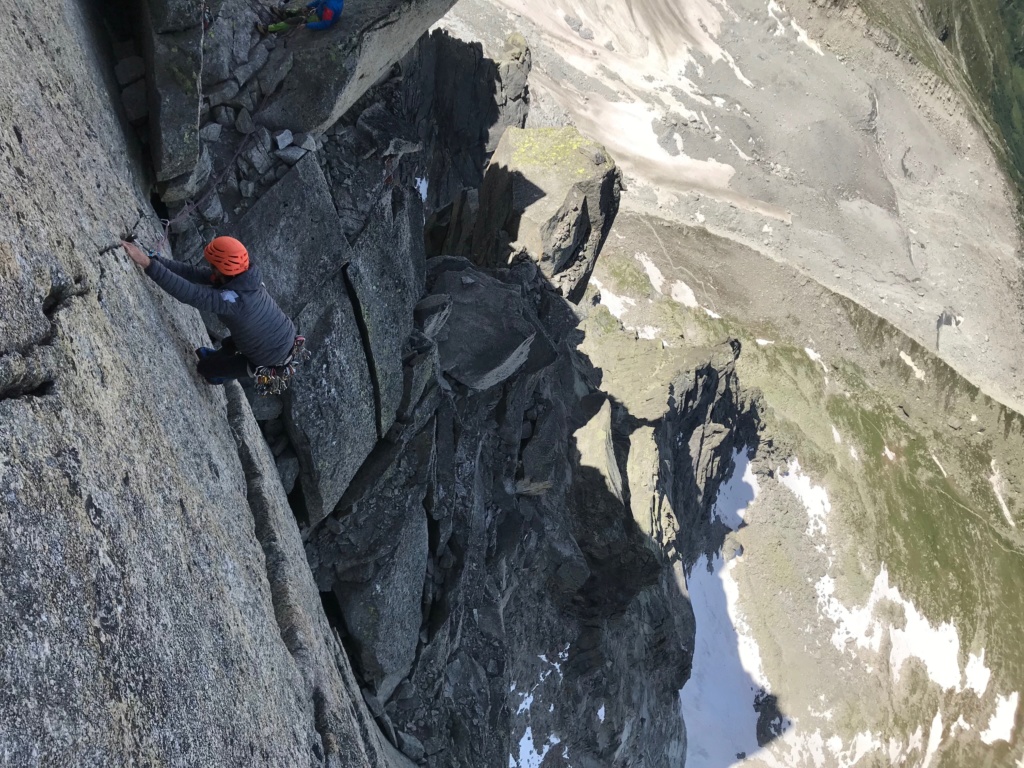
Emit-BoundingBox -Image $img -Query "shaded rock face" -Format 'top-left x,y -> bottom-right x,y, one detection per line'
467,126 -> 622,302
322,28 -> 532,237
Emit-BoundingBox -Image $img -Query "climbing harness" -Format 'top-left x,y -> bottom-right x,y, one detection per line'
251,336 -> 311,396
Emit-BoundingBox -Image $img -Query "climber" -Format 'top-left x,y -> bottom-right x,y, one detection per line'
121,236 -> 300,386
257,0 -> 343,34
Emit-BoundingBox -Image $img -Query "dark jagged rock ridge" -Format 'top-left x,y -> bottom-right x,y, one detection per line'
304,256 -> 760,765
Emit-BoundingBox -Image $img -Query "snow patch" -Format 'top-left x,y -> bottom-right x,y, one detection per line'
591,278 -> 636,319
637,326 -> 660,340
767,0 -> 786,36
815,565 -> 965,691
831,426 -> 842,445
804,347 -> 828,376
680,453 -> 769,764
712,451 -> 759,529
899,351 -> 926,380
921,711 -> 943,768
414,177 -> 429,202
951,715 -> 971,736
597,705 -> 605,723
680,553 -> 768,764
670,280 -> 699,308
730,138 -> 752,161
931,454 -> 948,478
965,651 -> 991,696
704,307 -> 723,319
517,693 -> 534,716
883,446 -> 896,462
790,19 -> 824,56
980,692 -> 1019,744
769,727 -> 883,768
755,338 -> 775,346
514,727 -> 561,768
779,459 -> 830,537
989,461 -> 1016,528
635,252 -> 665,293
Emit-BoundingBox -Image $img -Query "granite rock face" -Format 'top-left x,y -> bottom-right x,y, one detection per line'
346,188 -> 427,438
286,265 -> 379,530
0,2 -> 413,763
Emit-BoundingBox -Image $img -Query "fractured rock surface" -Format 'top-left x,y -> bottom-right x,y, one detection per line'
470,125 -> 622,301
256,0 -> 462,133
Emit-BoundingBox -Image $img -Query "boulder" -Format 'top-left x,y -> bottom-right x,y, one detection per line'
348,188 -> 426,436
158,144 -> 212,203
206,78 -> 239,107
276,145 -> 306,165
235,106 -> 255,134
256,0 -> 460,133
274,129 -> 294,149
115,56 -> 145,86
470,126 -> 622,302
428,265 -> 554,391
120,79 -> 148,122
198,122 -> 222,142
230,153 -> 350,318
256,46 -> 294,101
233,40 -> 271,88
286,267 -> 377,528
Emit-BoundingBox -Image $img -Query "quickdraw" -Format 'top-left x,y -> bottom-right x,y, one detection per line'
252,336 -> 311,396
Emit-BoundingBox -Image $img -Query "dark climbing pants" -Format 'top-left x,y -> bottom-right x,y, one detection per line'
196,337 -> 252,383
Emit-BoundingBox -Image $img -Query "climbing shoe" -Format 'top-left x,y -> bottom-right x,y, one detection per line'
195,346 -> 216,359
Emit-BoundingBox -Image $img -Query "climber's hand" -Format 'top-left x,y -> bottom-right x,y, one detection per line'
121,240 -> 151,269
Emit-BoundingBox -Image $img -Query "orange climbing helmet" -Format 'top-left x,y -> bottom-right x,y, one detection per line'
204,236 -> 250,276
